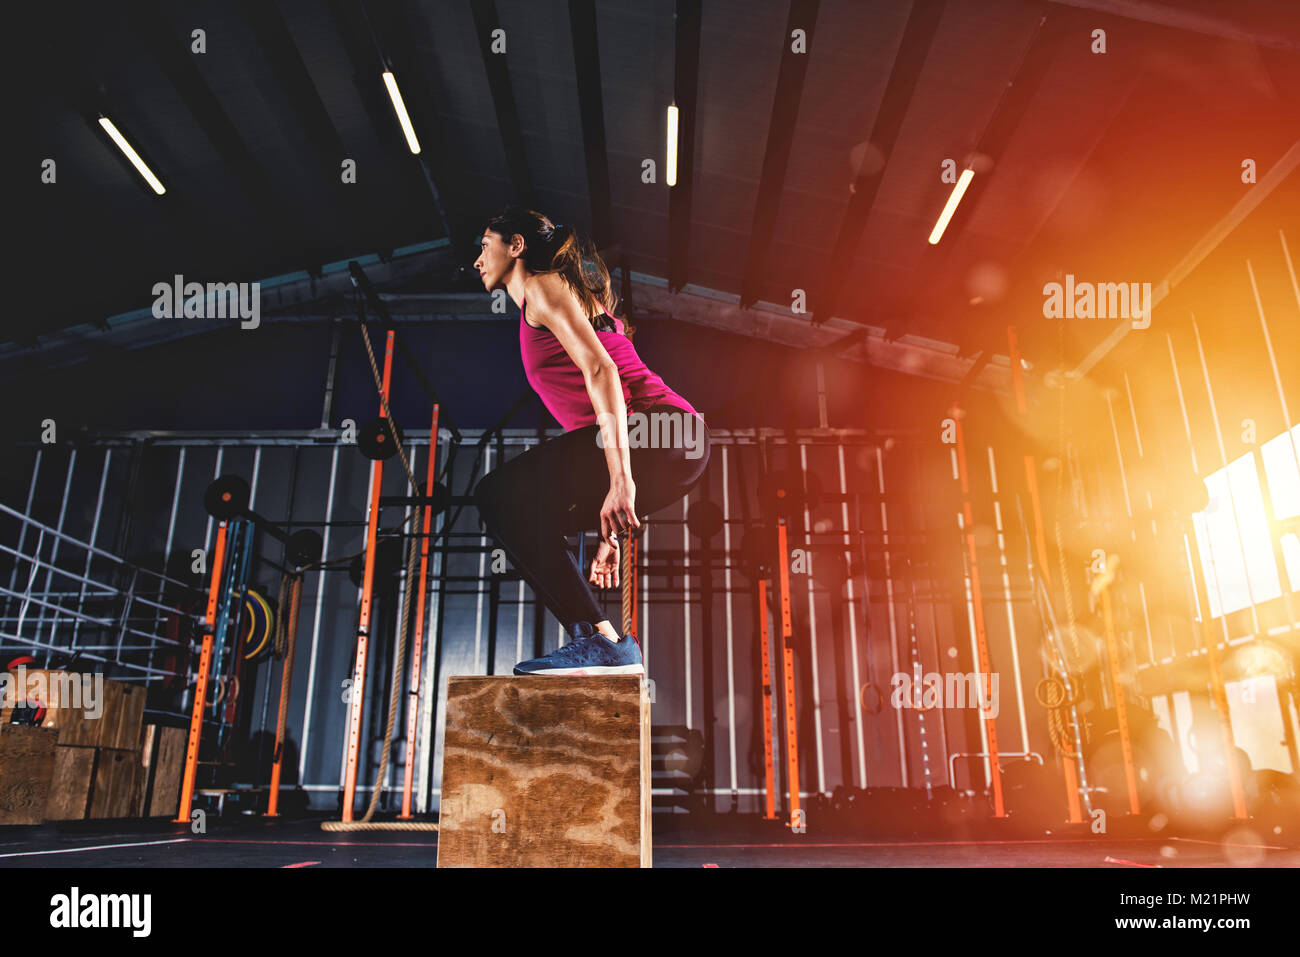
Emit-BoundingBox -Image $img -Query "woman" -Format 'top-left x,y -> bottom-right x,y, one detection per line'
471,206 -> 710,676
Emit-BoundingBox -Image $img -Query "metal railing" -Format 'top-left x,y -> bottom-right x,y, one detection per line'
0,501 -> 197,680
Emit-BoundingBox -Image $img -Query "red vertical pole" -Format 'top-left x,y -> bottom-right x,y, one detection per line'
776,519 -> 802,827
952,404 -> 1005,817
342,330 -> 395,822
175,522 -> 228,823
400,404 -> 439,818
758,579 -> 777,820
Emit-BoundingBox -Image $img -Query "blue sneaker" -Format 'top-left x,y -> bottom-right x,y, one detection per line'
513,625 -> 645,677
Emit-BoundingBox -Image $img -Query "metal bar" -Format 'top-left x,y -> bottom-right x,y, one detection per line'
876,446 -> 908,786
69,450 -> 112,652
776,518 -> 802,827
759,578 -> 777,819
800,444 -> 826,795
6,449 -> 42,617
837,444 -> 868,788
205,447 -> 225,558
33,449 -> 76,647
951,404 -> 1005,817
342,329 -> 395,822
986,447 -> 1030,755
401,404 -> 439,818
721,446 -> 738,799
151,447 -> 186,669
683,493 -> 692,730
175,520 -> 228,823
299,445 -> 340,784
472,445 -> 491,667
1099,580 -> 1141,814
949,751 -> 1042,789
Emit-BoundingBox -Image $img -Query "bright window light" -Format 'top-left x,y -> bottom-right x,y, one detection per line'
1194,427 -> 1299,616
1262,425 -> 1300,589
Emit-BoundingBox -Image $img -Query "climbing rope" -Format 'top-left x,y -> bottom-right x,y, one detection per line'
321,318 -> 439,832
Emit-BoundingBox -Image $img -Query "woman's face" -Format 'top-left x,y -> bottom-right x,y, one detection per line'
473,229 -> 521,292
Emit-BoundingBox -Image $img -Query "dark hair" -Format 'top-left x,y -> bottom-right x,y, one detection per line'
483,206 -> 621,333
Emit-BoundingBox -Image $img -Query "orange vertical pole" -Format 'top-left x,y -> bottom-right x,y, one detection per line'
1099,582 -> 1141,814
758,578 -> 777,820
776,519 -> 802,827
400,404 -> 439,819
175,522 -> 228,823
266,575 -> 302,818
342,330 -> 395,822
952,404 -> 1005,817
1061,751 -> 1083,823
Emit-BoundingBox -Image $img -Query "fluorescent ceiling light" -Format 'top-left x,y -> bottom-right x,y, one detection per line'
98,116 -> 165,195
928,168 -> 974,245
383,71 -> 421,154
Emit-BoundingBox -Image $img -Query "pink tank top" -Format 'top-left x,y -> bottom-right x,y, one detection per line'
519,296 -> 703,433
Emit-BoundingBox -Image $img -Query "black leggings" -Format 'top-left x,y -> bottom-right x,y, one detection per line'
473,403 -> 711,633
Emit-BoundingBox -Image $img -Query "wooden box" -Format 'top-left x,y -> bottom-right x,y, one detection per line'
89,747 -> 139,819
437,676 -> 651,868
100,680 -> 146,750
0,725 -> 58,824
139,725 -> 187,818
44,745 -> 96,821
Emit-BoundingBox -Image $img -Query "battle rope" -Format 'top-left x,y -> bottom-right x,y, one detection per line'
271,573 -> 302,766
1034,677 -> 1078,757
620,530 -> 633,637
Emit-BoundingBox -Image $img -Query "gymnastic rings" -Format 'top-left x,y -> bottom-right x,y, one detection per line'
859,681 -> 885,715
1034,676 -> 1073,709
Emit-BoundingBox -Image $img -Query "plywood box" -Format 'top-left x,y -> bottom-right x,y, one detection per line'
437,676 -> 651,868
138,724 -> 187,818
44,745 -> 96,821
89,747 -> 139,820
99,680 -> 147,751
0,725 -> 58,824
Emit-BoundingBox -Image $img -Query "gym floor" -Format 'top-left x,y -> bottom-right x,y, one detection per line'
3,818 -> 1296,868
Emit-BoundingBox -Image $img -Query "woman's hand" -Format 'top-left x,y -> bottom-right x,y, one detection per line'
600,476 -> 641,547
590,538 -> 618,589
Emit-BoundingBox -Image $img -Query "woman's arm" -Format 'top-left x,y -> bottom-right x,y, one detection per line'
524,274 -> 640,543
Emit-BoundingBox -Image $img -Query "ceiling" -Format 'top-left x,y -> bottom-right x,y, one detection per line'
12,0 -> 1300,384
